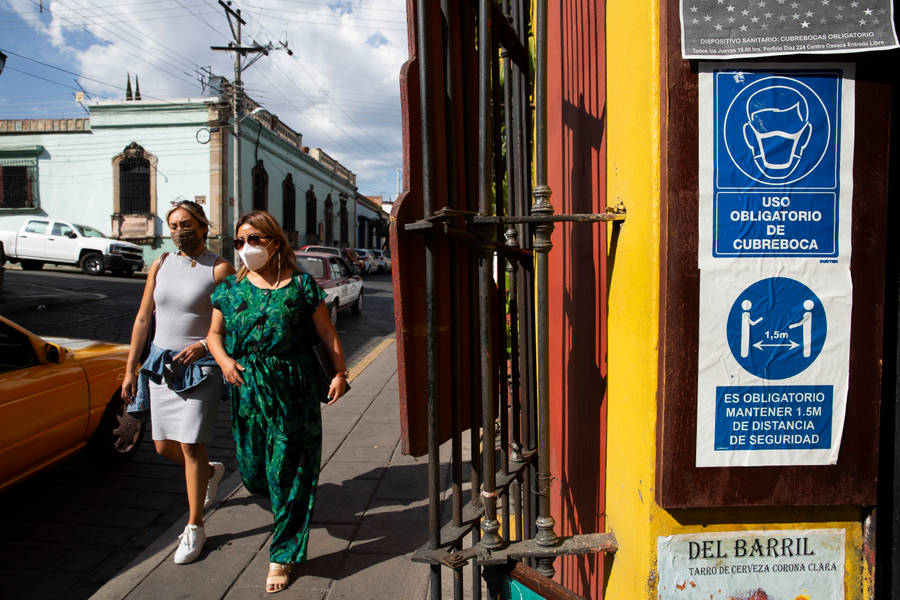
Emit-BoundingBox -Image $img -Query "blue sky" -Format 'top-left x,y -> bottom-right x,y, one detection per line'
0,0 -> 407,199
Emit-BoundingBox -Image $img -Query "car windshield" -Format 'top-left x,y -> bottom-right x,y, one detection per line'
297,256 -> 327,279
305,246 -> 339,255
356,250 -> 368,256
74,225 -> 105,238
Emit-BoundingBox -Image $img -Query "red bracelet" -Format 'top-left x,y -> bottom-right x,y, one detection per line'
334,371 -> 348,379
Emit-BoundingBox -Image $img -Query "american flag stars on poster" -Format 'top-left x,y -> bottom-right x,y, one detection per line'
680,0 -> 898,58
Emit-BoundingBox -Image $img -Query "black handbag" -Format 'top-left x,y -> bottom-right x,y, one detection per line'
310,328 -> 349,403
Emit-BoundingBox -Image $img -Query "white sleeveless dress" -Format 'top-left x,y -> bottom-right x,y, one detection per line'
149,251 -> 224,443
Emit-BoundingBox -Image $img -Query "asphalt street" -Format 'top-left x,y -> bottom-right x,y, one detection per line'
0,266 -> 397,600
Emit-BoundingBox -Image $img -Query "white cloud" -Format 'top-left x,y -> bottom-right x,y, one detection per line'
4,0 -> 408,195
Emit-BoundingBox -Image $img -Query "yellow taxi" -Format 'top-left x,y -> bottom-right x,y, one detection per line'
0,314 -> 143,492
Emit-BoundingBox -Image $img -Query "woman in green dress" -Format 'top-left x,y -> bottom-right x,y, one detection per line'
207,210 -> 349,593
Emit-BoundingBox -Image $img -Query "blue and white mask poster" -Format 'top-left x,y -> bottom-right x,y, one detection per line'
696,64 -> 855,467
698,65 -> 855,266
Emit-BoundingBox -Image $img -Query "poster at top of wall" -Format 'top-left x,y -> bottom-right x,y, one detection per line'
657,529 -> 845,599
680,0 -> 898,59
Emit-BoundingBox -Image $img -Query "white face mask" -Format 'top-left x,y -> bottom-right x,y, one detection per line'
239,241 -> 273,271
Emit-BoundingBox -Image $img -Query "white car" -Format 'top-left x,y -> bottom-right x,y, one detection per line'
295,251 -> 364,324
368,249 -> 389,273
353,249 -> 378,275
0,217 -> 144,276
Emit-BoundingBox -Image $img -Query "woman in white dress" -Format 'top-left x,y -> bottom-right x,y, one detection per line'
122,200 -> 235,564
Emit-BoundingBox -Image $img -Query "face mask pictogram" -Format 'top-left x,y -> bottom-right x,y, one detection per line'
742,87 -> 813,180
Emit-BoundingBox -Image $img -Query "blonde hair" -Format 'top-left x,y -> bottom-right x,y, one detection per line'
234,210 -> 298,281
166,200 -> 211,240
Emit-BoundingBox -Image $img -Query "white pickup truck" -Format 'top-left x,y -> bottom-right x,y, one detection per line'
0,217 -> 144,276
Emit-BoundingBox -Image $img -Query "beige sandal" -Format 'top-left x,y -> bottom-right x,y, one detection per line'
266,562 -> 293,594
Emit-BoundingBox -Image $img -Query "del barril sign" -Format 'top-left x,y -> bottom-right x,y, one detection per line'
657,529 -> 845,599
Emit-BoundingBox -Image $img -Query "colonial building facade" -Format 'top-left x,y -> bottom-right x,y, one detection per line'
0,88 -> 357,262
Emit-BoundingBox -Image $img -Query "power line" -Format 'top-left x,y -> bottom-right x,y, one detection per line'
0,49 -> 212,105
1,48 -> 134,93
172,0 -> 229,37
246,5 -> 405,25
238,6 -> 399,156
20,0 -> 201,90
2,65 -> 83,91
246,0 -> 406,14
54,0 -> 204,78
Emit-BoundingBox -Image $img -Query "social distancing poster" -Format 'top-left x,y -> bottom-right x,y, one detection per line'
696,64 -> 854,467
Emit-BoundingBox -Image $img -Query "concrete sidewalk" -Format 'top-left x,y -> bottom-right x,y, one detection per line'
89,338 -> 436,600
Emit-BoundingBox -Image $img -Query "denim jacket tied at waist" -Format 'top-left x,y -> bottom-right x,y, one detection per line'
129,343 -> 220,413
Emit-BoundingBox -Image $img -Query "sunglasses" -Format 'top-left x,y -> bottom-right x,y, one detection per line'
233,234 -> 271,250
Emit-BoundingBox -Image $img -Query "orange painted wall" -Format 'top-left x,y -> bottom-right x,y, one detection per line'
546,1 -> 609,597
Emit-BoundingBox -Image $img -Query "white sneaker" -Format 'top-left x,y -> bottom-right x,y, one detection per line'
204,462 -> 225,509
173,523 -> 206,564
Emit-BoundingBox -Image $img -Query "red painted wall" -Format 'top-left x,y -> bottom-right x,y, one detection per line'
546,1 -> 609,597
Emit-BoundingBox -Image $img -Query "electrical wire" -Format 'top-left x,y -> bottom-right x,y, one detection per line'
19,0 -> 201,90
53,0 -> 205,78
237,5 -> 401,157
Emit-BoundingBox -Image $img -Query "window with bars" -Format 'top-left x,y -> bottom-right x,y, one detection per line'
306,185 -> 318,238
324,194 -> 334,244
0,165 -> 36,209
252,160 -> 268,212
118,156 -> 151,214
283,175 -> 296,232
338,193 -> 349,245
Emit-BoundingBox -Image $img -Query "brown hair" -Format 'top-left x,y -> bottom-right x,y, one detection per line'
166,200 -> 211,240
234,210 -> 298,281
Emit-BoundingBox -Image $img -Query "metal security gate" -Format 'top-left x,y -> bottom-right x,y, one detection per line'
392,1 -> 622,597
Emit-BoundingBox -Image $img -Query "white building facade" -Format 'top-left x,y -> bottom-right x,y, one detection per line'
0,94 -> 357,263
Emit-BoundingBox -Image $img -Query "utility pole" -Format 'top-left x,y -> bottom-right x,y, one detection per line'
211,0 -> 291,263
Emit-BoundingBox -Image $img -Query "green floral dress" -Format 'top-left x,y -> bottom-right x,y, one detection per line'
211,271 -> 327,564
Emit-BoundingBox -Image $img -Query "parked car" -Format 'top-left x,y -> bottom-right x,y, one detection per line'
295,251 -> 364,324
297,245 -> 365,276
353,248 -> 377,275
0,217 -> 144,276
369,249 -> 389,273
0,315 -> 144,492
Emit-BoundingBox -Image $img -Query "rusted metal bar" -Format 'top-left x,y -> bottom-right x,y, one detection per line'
484,560 -> 589,600
415,0 -> 442,596
473,209 -> 627,225
420,532 -> 618,569
464,0 -> 529,69
411,455 -> 537,564
440,2 -> 464,597
510,0 -> 535,557
530,0 -> 559,579
477,0 -> 503,554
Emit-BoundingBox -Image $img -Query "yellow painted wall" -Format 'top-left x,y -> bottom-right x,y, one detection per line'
602,1 -> 870,598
